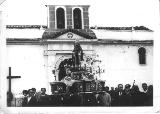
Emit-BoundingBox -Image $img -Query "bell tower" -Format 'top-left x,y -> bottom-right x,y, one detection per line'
47,5 -> 90,29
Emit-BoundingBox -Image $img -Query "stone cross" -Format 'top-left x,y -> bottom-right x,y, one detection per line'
7,67 -> 21,106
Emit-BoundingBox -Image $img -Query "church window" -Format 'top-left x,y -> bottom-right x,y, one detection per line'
56,8 -> 65,29
73,8 -> 82,29
138,47 -> 146,65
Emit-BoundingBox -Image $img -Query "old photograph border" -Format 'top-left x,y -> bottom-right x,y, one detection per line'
1,0 -> 160,113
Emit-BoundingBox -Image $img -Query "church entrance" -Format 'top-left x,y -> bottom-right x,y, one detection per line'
58,58 -> 74,81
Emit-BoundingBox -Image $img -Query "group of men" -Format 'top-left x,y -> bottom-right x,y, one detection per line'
21,87 -> 111,107
107,83 -> 153,106
21,83 -> 153,107
22,88 -> 49,107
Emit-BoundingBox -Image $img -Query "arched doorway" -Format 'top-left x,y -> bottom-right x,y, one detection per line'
58,58 -> 74,81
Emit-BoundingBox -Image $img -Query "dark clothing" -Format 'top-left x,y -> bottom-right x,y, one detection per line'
72,41 -> 83,67
49,94 -> 64,106
122,92 -> 132,106
116,91 -> 125,106
113,90 -> 130,106
83,93 -> 97,106
141,92 -> 148,106
63,93 -> 71,106
22,97 -> 28,107
131,91 -> 144,106
112,90 -> 133,106
27,96 -> 37,107
68,93 -> 82,106
38,94 -> 49,106
109,90 -> 118,106
22,96 -> 37,107
146,94 -> 153,106
145,91 -> 153,106
117,93 -> 124,106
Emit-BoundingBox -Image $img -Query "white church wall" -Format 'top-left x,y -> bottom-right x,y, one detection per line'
93,30 -> 153,40
132,31 -> 153,40
93,44 -> 153,91
46,42 -> 153,92
6,42 -> 153,95
6,29 -> 45,39
6,45 -> 49,94
6,28 -> 153,41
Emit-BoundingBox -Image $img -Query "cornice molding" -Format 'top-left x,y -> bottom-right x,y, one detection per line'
6,38 -> 153,46
6,25 -> 47,29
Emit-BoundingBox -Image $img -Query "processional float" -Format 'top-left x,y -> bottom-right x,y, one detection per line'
50,40 -> 105,106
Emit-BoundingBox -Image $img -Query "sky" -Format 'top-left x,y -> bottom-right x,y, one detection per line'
6,0 -> 159,30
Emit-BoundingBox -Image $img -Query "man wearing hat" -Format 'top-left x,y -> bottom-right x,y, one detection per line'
141,83 -> 149,105
123,84 -> 133,106
116,84 -> 125,106
26,89 -> 37,106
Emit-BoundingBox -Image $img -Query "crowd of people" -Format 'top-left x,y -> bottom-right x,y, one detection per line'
105,83 -> 153,106
21,83 -> 153,107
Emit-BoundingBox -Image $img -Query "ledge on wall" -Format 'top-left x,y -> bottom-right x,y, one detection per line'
6,25 -> 48,29
6,25 -> 153,32
90,26 -> 153,32
6,38 -> 153,46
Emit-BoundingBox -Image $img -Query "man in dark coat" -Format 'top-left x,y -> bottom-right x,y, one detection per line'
38,88 -> 49,106
116,84 -> 125,106
146,85 -> 153,106
142,83 -> 148,93
83,92 -> 97,106
131,85 -> 144,106
22,90 -> 28,107
65,86 -> 83,106
25,89 -> 37,107
49,91 -> 65,106
109,87 -> 118,106
141,83 -> 148,106
122,84 -> 133,106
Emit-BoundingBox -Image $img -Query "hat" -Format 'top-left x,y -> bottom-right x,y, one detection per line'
125,84 -> 131,88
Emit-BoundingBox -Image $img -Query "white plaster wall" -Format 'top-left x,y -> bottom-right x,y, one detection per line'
132,31 -> 153,40
6,45 -> 49,94
47,43 -> 153,91
93,44 -> 153,91
6,28 -> 153,40
6,29 -> 45,39
93,30 -> 153,40
6,43 -> 153,94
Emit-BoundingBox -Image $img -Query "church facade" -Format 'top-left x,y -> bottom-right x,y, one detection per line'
6,5 -> 153,97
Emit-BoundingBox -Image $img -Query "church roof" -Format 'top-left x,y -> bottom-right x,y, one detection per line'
42,29 -> 97,39
6,25 -> 47,29
6,25 -> 153,31
6,25 -> 153,41
90,26 -> 153,31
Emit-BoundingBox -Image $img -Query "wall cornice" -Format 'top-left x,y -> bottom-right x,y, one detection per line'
6,38 -> 153,46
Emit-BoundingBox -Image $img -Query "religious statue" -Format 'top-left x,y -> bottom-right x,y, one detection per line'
72,40 -> 83,68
